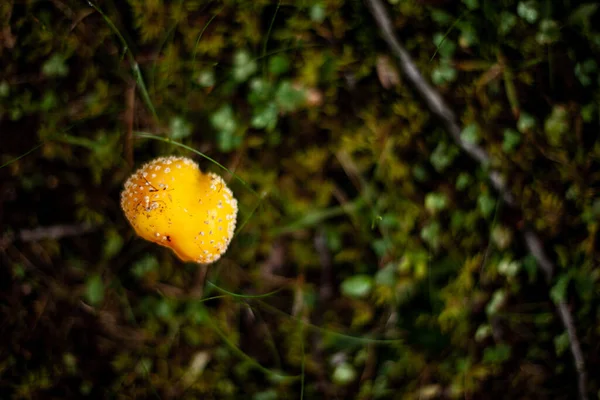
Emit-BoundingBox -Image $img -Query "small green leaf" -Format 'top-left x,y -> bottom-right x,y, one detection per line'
63,353 -> 77,374
550,273 -> 571,303
251,103 -> 278,130
430,10 -> 452,24
275,81 -> 306,112
460,123 -> 480,145
431,62 -> 457,85
491,225 -> 512,250
462,0 -> 478,9
486,289 -> 506,315
103,229 -> 123,259
0,81 -> 10,97
475,324 -> 491,342
420,221 -> 441,249
517,112 -> 536,133
581,103 -> 595,122
497,258 -> 520,278
332,362 -> 357,385
432,33 -> 457,59
456,172 -> 471,190
136,358 -> 152,375
372,238 -> 391,257
248,78 -> 273,105
10,108 -> 22,121
425,192 -> 448,214
536,19 -> 560,45
375,263 -> 396,286
574,59 -> 597,87
268,55 -> 290,76
186,301 -> 209,325
253,390 -> 278,400
169,116 -> 192,139
554,332 -> 570,356
211,105 -> 237,133
341,275 -> 374,299
567,3 -> 599,28
412,164 -> 430,182
42,54 -> 69,77
40,92 -> 58,111
13,263 -> 25,279
459,24 -> 478,47
155,298 -> 175,319
498,12 -> 517,36
310,4 -> 326,23
477,192 -> 496,218
502,128 -> 521,153
326,228 -> 343,252
132,255 -> 159,279
217,129 -> 243,152
85,274 -> 104,306
483,344 -> 511,363
517,1 -> 539,23
196,69 -> 215,87
451,210 -> 466,230
544,106 -> 569,146
233,50 -> 258,83
430,142 -> 458,172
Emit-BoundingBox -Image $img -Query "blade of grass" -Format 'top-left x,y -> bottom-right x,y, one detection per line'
150,0 -> 186,95
87,1 -> 158,121
430,9 -> 470,62
235,192 -> 267,235
255,300 -> 403,346
206,280 -> 284,299
242,301 -> 284,370
133,132 -> 259,198
52,133 -> 99,150
203,308 -> 299,379
192,5 -> 221,65
262,0 -> 281,75
273,198 -> 365,235
0,142 -> 45,169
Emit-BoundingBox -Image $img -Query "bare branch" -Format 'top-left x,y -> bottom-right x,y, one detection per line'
364,0 -> 516,206
0,224 -> 97,252
523,228 -> 555,283
364,0 -> 588,398
18,223 -> 96,242
557,300 -> 588,397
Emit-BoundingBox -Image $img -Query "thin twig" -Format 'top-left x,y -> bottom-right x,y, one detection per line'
523,228 -> 554,283
0,223 -> 97,252
18,223 -> 96,242
364,0 -> 588,398
365,0 -> 516,205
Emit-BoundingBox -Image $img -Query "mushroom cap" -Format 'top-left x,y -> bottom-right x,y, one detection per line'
120,156 -> 238,264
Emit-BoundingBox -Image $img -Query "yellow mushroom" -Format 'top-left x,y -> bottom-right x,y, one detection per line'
120,156 -> 238,264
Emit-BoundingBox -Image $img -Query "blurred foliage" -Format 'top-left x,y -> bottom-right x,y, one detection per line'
1,0 -> 599,398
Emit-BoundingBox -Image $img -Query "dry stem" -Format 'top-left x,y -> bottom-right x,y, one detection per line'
364,0 -> 588,398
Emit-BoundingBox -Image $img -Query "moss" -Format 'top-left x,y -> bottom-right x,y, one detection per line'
1,0 -> 599,398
